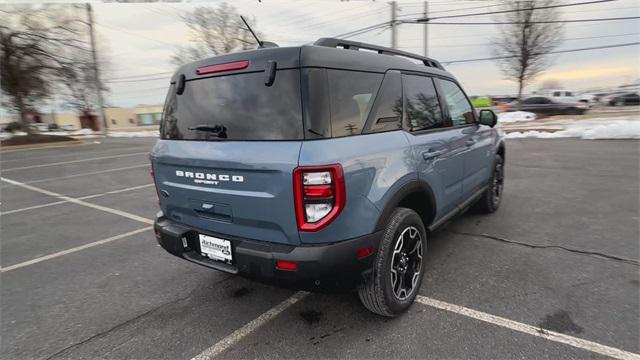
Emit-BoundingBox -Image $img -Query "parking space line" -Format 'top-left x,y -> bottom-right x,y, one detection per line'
2,152 -> 149,172
0,227 -> 152,273
0,141 -> 91,153
191,291 -> 309,360
0,184 -> 154,216
1,177 -> 153,224
102,183 -> 154,195
0,200 -> 70,215
1,164 -> 149,185
416,296 -> 640,360
1,145 -> 151,164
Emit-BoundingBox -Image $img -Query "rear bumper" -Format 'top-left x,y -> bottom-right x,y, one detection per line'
154,214 -> 381,292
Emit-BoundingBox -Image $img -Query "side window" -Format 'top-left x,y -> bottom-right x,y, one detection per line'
553,91 -> 561,97
436,78 -> 474,126
565,91 -> 573,96
403,75 -> 444,132
365,71 -> 402,134
327,70 -> 382,137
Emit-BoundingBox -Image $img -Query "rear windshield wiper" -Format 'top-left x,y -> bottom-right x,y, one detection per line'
188,124 -> 227,138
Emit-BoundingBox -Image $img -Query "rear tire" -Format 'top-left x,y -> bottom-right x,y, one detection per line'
358,208 -> 426,317
477,155 -> 504,213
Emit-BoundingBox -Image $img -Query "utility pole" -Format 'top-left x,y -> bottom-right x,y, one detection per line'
423,1 -> 428,56
390,1 -> 397,49
86,3 -> 107,133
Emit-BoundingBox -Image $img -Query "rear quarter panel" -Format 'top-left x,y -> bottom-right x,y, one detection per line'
298,131 -> 414,244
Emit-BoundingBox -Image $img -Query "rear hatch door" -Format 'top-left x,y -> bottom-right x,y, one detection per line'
151,56 -> 303,245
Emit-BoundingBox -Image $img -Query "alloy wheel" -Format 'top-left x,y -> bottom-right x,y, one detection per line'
390,226 -> 423,301
492,162 -> 504,206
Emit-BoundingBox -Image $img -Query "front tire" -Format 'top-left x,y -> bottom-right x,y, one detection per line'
358,208 -> 426,317
478,154 -> 504,213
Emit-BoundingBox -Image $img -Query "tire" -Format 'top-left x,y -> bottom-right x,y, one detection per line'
358,207 -> 426,317
477,154 -> 504,213
564,107 -> 581,115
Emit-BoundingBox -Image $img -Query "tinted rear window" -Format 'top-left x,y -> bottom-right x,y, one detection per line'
161,70 -> 303,141
327,70 -> 382,137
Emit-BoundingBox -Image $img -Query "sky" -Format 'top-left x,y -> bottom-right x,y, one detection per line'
69,0 -> 640,107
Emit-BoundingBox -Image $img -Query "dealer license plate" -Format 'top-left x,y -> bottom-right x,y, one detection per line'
198,234 -> 232,262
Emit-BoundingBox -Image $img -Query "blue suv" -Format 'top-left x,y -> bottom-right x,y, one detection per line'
151,38 -> 505,316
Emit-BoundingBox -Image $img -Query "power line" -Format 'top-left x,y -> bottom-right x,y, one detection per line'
428,3 -> 502,15
401,32 -> 640,48
280,2 -> 375,29
397,0 -> 616,20
112,86 -> 169,95
94,22 -> 176,47
106,72 -> 173,81
335,2 -> 636,39
295,6 -> 388,32
421,0 -> 616,21
405,16 -> 640,25
106,76 -> 171,84
334,21 -> 392,39
441,42 -> 640,64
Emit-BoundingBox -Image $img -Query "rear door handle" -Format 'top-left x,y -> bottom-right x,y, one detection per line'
422,149 -> 446,160
465,138 -> 476,147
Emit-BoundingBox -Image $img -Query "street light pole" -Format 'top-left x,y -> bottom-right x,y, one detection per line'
390,1 -> 397,49
86,3 -> 107,133
423,1 -> 428,56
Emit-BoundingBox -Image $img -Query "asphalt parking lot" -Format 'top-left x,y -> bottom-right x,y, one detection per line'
1,137 -> 638,360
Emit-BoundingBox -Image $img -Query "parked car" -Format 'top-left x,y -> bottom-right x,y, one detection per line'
61,124 -> 79,131
31,123 -> 50,133
501,96 -> 589,115
151,38 -> 505,317
604,92 -> 640,106
577,93 -> 598,103
540,89 -> 581,104
491,96 -> 517,105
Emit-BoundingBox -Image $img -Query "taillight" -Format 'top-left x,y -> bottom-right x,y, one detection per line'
293,164 -> 345,232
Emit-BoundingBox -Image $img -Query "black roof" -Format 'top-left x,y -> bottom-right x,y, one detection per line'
174,38 -> 455,82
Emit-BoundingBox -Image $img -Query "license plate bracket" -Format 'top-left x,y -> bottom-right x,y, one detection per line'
198,234 -> 232,263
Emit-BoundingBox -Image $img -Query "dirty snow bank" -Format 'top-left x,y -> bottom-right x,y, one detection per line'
506,120 -> 640,140
498,111 -> 537,123
107,130 -> 159,138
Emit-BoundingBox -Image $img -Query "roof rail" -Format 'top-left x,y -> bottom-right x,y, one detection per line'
313,37 -> 445,70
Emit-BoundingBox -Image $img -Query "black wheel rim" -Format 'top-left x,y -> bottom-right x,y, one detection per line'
390,226 -> 423,301
492,162 -> 504,206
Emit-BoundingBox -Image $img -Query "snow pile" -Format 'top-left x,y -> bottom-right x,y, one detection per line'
498,111 -> 537,123
107,130 -> 159,138
47,128 -> 96,136
0,131 -> 27,140
506,120 -> 640,140
70,128 -> 96,136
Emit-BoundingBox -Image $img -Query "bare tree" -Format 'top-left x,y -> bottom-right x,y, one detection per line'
0,5 -> 107,126
171,3 -> 260,65
58,34 -> 111,117
492,1 -> 564,101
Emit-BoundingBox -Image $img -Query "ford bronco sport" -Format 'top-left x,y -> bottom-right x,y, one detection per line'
151,38 -> 505,317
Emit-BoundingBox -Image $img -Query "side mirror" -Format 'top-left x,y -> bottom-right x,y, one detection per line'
478,109 -> 497,127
